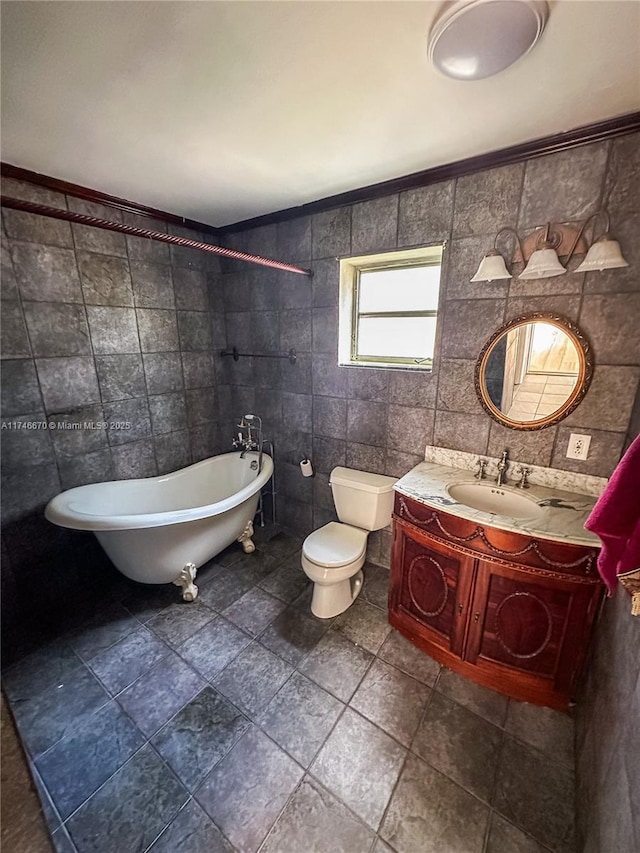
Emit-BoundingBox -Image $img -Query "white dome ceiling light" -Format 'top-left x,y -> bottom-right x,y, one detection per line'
428,0 -> 549,81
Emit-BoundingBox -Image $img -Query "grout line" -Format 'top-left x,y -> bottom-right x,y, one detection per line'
140,795 -> 197,853
7,535 -> 576,852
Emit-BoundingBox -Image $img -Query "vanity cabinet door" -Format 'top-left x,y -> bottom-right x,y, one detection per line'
465,559 -> 601,700
390,520 -> 475,657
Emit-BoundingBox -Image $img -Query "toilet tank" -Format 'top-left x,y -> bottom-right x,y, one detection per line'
329,467 -> 397,531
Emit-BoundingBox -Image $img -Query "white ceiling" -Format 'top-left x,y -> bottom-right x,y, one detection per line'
2,1 -> 639,227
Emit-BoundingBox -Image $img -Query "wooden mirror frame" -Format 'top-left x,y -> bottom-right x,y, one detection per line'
474,312 -> 594,431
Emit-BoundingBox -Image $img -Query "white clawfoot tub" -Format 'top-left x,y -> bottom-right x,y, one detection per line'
45,451 -> 273,601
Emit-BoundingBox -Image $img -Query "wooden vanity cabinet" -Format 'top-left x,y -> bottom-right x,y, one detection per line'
390,493 -> 604,709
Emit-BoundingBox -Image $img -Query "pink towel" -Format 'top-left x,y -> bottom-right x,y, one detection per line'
585,434 -> 640,593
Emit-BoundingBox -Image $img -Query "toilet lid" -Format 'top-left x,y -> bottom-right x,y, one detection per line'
303,522 -> 368,568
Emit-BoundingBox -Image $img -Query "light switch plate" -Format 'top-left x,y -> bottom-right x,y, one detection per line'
566,433 -> 591,460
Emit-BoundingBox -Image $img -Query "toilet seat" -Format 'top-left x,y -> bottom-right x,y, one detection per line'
302,522 -> 367,569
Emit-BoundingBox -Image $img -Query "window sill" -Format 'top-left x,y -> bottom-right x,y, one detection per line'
339,360 -> 433,373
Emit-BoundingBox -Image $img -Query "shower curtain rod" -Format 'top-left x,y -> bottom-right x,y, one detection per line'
0,196 -> 312,277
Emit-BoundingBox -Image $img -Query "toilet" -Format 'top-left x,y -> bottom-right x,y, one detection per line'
301,467 -> 397,618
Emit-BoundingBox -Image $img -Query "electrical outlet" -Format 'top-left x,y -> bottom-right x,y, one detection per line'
566,433 -> 591,460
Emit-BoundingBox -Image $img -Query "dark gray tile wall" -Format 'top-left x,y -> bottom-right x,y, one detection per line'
575,589 -> 640,852
1,136 -> 639,847
212,139 -> 640,850
215,133 -> 640,553
1,180 -> 224,656
584,263 -> 640,853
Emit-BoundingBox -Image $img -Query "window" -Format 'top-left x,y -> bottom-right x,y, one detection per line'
338,245 -> 444,370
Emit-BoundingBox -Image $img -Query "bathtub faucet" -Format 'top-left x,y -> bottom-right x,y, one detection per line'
235,414 -> 263,473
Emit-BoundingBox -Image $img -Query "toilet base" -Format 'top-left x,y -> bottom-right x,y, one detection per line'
311,569 -> 364,619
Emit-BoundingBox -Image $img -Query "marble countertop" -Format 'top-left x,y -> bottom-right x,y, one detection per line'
395,461 -> 601,548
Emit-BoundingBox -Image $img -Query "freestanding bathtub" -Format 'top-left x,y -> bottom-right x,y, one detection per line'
45,451 -> 273,601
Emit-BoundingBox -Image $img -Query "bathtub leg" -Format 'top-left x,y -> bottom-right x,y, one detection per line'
173,562 -> 199,602
237,520 -> 255,553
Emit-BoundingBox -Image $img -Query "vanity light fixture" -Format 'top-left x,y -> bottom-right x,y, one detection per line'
572,211 -> 629,273
519,224 -> 568,280
470,213 -> 629,283
470,227 -> 519,282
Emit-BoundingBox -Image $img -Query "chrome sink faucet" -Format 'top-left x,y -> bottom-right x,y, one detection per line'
495,449 -> 509,486
475,458 -> 488,480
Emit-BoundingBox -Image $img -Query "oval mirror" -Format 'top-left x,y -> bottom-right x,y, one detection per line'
475,313 -> 593,430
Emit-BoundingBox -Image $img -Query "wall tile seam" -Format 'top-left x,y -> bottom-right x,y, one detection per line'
6,243 -> 209,288
116,219 -> 187,472
572,141 -> 614,337
5,234 -> 132,263
393,192 -> 401,250
2,356 -> 212,496
9,284 -> 58,455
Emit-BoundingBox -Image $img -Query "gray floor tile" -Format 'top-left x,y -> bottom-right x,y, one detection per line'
259,606 -> 329,665
176,617 -> 251,681
2,639 -> 82,703
381,754 -> 489,853
378,630 -> 441,686
299,631 -> 373,702
198,565 -> 263,611
66,744 -> 188,853
436,668 -> 509,728
506,700 -> 575,768
147,600 -> 216,647
117,651 -> 206,738
87,627 -> 168,695
350,658 -> 430,747
289,584 -> 321,615
256,530 -> 303,563
212,642 -> 293,718
13,665 -> 109,757
152,687 -> 249,791
493,735 -> 575,853
258,672 -> 344,767
31,765 -> 62,833
51,827 -> 77,852
372,839 -> 394,853
147,798 -> 234,852
214,543 -> 245,567
332,599 -> 392,653
486,812 -> 549,853
258,557 -> 310,603
233,548 -> 281,577
194,558 -> 226,588
412,691 -> 503,802
361,564 -> 391,610
261,776 -> 375,853
311,708 -> 406,830
223,586 -> 287,637
196,727 -> 304,853
66,602 -> 140,661
35,701 -> 144,819
121,584 -> 178,622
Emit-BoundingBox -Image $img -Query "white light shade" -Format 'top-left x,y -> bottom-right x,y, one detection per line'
428,1 -> 549,81
573,236 -> 629,272
470,250 -> 511,282
519,248 -> 566,280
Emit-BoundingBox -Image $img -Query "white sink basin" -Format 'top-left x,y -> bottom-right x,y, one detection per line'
447,482 -> 543,520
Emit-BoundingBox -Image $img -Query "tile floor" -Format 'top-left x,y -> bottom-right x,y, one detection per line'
2,528 -> 577,853
506,373 -> 577,422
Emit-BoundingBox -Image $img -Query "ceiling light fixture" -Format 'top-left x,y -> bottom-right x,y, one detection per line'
428,0 -> 549,81
470,214 -> 629,283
